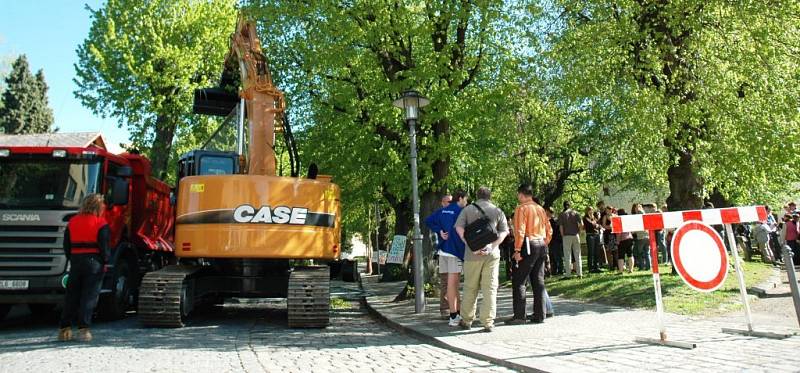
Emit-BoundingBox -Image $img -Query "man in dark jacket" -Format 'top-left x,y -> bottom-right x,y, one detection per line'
547,207 -> 563,275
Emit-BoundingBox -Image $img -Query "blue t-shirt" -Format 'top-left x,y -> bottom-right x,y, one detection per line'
424,202 -> 465,260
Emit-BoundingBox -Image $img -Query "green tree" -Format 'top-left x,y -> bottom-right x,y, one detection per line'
0,55 -> 54,134
245,0 -> 535,245
535,0 -> 800,209
0,53 -> 12,112
74,0 -> 237,178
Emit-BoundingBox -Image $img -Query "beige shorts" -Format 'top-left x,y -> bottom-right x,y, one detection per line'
439,255 -> 463,274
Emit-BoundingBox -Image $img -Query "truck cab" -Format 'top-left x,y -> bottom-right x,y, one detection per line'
0,132 -> 174,320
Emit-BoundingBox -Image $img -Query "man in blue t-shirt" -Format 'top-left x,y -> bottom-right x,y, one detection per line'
425,190 -> 468,326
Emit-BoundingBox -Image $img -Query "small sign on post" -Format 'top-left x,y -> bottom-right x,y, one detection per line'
671,221 -> 729,292
386,235 -> 407,264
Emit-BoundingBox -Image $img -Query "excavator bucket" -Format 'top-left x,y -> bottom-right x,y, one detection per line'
193,87 -> 239,116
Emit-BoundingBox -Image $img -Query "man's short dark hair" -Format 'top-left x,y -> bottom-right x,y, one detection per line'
452,189 -> 467,202
563,200 -> 571,209
476,186 -> 491,200
517,184 -> 534,196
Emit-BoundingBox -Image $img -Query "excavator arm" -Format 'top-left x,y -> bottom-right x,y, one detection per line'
228,18 -> 284,176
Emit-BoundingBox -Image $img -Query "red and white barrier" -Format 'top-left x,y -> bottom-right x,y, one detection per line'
610,205 -> 790,345
611,206 -> 768,233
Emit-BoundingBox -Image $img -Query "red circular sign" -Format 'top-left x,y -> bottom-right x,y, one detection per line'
670,221 -> 729,292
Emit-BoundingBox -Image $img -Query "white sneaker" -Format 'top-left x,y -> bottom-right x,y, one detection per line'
448,314 -> 462,327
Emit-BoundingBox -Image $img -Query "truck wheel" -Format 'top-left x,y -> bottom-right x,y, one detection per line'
0,304 -> 10,321
99,259 -> 133,320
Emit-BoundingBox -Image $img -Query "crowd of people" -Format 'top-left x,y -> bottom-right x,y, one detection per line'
752,203 -> 800,266
425,187 -> 800,332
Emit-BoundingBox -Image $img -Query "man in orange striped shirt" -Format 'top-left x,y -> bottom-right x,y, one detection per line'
506,184 -> 552,325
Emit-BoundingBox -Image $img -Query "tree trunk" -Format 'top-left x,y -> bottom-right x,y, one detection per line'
666,151 -> 703,210
707,188 -> 732,209
149,114 -> 177,179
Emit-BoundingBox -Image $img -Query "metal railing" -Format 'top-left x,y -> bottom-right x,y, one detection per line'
782,246 -> 800,328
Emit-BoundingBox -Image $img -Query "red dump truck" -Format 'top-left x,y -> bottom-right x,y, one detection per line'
0,132 -> 174,320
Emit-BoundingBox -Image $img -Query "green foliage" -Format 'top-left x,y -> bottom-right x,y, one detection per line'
0,53 -> 13,112
245,0 -> 542,236
0,55 -> 54,134
74,0 -> 237,178
534,0 -> 800,208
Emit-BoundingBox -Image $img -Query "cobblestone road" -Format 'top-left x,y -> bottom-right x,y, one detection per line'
0,282 -> 512,373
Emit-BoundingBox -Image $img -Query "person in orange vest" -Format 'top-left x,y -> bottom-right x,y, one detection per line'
58,194 -> 110,342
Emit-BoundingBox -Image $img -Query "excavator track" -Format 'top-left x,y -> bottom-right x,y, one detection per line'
138,265 -> 200,327
287,266 -> 330,328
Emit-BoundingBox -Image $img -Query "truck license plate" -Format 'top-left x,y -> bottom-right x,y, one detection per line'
0,280 -> 29,290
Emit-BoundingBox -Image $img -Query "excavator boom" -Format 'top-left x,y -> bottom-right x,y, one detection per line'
229,18 -> 285,176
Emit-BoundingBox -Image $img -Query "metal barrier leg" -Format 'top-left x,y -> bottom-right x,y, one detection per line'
635,232 -> 696,349
783,246 -> 800,329
721,225 -> 792,339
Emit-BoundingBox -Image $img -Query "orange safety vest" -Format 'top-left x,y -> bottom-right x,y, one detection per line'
67,214 -> 108,255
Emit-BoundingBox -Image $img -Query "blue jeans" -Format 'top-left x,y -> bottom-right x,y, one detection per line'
635,239 -> 651,270
586,234 -> 601,271
549,240 -> 563,275
60,255 -> 104,329
656,231 -> 669,264
544,288 -> 554,314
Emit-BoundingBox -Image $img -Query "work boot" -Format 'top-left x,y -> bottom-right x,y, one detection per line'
57,327 -> 72,342
77,328 -> 92,342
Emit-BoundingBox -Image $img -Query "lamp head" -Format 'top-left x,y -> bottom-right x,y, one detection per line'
392,90 -> 430,120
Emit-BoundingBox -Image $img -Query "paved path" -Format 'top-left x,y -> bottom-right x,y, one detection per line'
362,278 -> 800,373
0,281 -> 512,373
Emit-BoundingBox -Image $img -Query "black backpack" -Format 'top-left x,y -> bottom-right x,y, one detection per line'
463,203 -> 499,251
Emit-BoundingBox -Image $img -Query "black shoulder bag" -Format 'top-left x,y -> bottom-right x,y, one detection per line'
463,203 -> 499,252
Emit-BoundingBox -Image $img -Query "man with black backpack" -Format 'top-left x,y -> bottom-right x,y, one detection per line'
454,187 -> 509,332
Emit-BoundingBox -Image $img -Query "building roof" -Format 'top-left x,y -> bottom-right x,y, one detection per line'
0,132 -> 107,150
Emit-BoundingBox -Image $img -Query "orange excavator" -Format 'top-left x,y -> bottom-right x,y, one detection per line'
138,18 -> 341,328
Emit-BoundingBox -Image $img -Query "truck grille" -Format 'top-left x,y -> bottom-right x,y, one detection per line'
0,225 -> 66,276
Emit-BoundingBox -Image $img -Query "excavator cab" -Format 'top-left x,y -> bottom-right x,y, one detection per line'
177,150 -> 239,179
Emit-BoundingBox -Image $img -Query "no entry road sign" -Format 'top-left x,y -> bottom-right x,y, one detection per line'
671,221 -> 729,292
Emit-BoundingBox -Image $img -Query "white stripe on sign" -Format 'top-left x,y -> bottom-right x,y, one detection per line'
663,211 -> 684,229
738,206 -> 758,222
701,209 -> 723,225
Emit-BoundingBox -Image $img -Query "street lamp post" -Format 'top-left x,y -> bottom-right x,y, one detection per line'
393,90 -> 430,314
